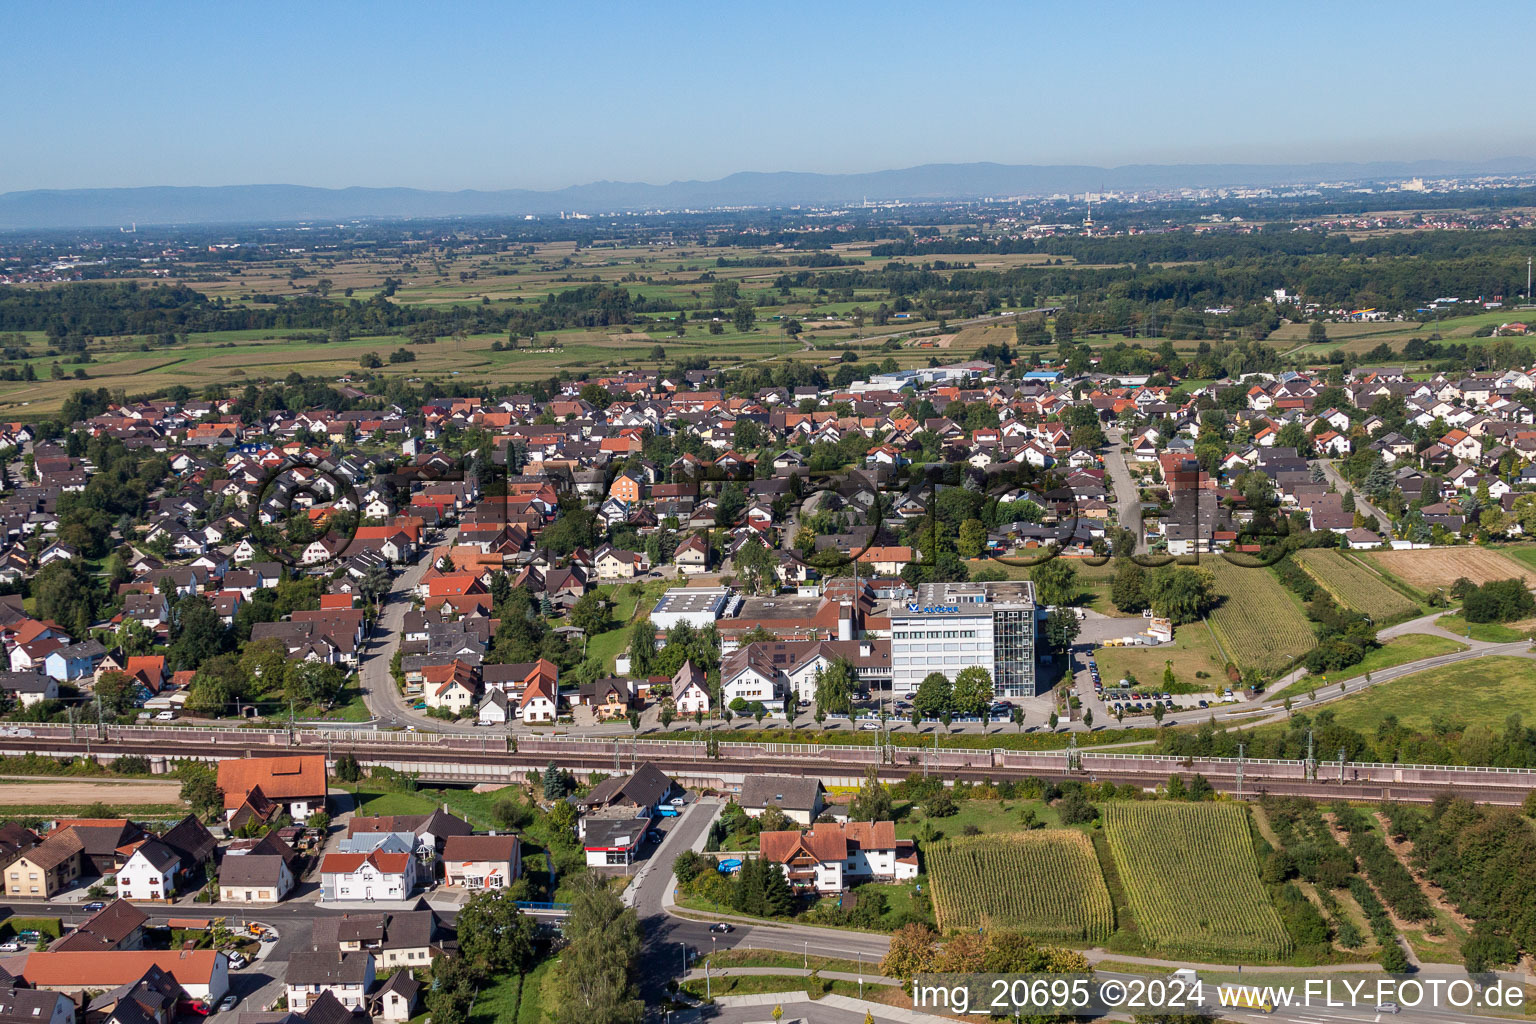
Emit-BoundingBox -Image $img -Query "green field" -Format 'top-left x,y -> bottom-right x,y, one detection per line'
1433,613 -> 1532,642
927,831 -> 1113,941
1271,632 -> 1468,700
1094,620 -> 1227,695
1295,550 -> 1419,621
1206,560 -> 1317,677
1318,655 -> 1536,734
1103,802 -> 1292,962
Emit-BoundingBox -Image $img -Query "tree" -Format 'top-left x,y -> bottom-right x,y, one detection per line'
1111,559 -> 1148,613
457,889 -> 537,975
1153,703 -> 1165,724
659,699 -> 676,730
733,537 -> 777,596
570,590 -> 612,637
626,620 -> 656,677
912,671 -> 953,718
880,923 -> 938,980
1309,320 -> 1328,343
179,766 -> 223,820
93,670 -> 137,720
951,666 -> 993,717
848,766 -> 893,821
335,753 -> 362,783
1031,559 -> 1078,607
1144,565 -> 1217,624
543,762 -> 567,800
1012,706 -> 1026,732
1043,608 -> 1081,652
956,518 -> 988,559
549,875 -> 643,1024
814,657 -> 855,717
732,302 -> 757,333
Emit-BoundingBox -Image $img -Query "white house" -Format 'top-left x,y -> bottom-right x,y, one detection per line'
319,851 -> 416,902
758,821 -> 918,894
672,661 -> 711,715
115,840 -> 180,902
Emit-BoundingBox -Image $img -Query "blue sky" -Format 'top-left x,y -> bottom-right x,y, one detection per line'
6,0 -> 1530,193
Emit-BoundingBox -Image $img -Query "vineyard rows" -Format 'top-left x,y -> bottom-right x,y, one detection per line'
927,831 -> 1113,941
1103,802 -> 1293,961
1295,550 -> 1417,621
1206,560 -> 1316,676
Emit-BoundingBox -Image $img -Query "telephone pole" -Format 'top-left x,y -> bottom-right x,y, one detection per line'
1236,742 -> 1245,796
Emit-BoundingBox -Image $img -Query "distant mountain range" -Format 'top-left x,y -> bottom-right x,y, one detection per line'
4,158 -> 1536,230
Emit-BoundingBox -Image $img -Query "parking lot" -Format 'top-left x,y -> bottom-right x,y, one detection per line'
1073,644 -> 1238,728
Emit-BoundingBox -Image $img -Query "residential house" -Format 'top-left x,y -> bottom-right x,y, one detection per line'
674,534 -> 710,574
115,839 -> 181,902
517,659 -> 559,724
218,831 -> 298,904
758,821 -> 918,893
284,952 -> 374,1014
0,672 -> 57,707
12,950 -> 229,1003
49,898 -> 148,952
319,852 -> 416,902
3,831 -> 82,896
441,835 -> 521,890
671,661 -> 710,715
311,910 -> 441,971
739,775 -> 826,826
217,756 -> 328,823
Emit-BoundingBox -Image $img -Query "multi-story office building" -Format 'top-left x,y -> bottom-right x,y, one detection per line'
889,580 -> 1041,698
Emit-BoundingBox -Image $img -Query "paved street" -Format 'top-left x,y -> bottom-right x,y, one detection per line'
1102,428 -> 1146,552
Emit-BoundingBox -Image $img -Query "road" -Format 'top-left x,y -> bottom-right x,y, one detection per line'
1101,428 -> 1145,552
357,528 -> 485,735
633,801 -> 892,1008
1315,458 -> 1390,529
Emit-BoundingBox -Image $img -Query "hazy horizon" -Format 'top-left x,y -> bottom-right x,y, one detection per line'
8,0 -> 1535,194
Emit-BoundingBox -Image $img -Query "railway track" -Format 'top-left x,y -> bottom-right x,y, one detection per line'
5,725 -> 1531,806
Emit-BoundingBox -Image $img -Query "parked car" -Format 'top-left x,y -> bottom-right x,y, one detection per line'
0,943 -> 19,953
155,710 -> 176,721
217,996 -> 238,1013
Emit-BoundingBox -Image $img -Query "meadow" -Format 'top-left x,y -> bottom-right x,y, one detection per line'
1317,655 -> 1536,734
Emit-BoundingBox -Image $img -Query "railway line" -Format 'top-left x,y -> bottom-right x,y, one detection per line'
5,722 -> 1533,806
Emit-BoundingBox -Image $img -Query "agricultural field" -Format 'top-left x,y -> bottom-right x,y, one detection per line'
1366,547 -> 1536,593
926,831 -> 1112,941
1102,802 -> 1292,962
1294,550 -> 1419,621
1205,560 -> 1316,677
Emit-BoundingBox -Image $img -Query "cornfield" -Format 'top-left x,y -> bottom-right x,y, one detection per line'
1103,802 -> 1292,961
927,831 -> 1113,941
1206,560 -> 1316,676
1295,550 -> 1417,621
